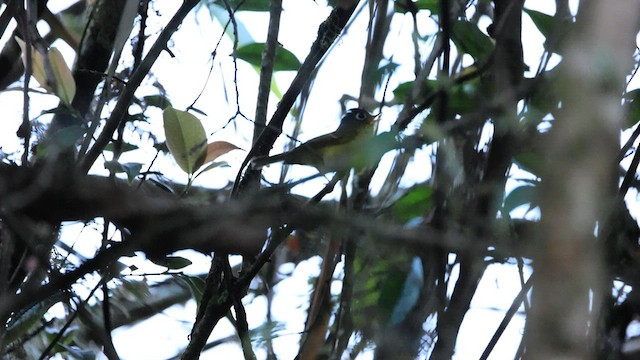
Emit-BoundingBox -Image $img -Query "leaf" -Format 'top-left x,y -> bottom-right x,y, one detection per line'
156,256 -> 193,270
15,37 -> 48,91
104,142 -> 139,153
523,8 -> 571,53
206,4 -> 255,45
393,78 -> 478,115
190,106 -> 208,116
194,161 -> 229,180
4,292 -> 68,348
394,0 -> 439,13
624,89 -> 640,128
104,161 -> 143,183
143,94 -> 172,110
36,125 -> 85,157
15,37 -> 76,104
393,80 -> 437,104
503,184 -> 537,214
177,274 -> 206,303
147,178 -> 176,194
48,47 -> 76,104
451,20 -> 494,63
392,186 -> 433,223
523,8 -> 554,39
448,81 -> 480,115
163,107 -> 208,175
236,42 -> 301,72
392,81 -> 414,103
203,141 -> 241,164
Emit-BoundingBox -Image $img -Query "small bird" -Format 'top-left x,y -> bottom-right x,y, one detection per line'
251,108 -> 376,172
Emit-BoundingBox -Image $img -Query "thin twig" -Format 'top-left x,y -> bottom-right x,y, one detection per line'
232,5 -> 359,197
479,274 -> 534,360
620,143 -> 640,196
38,282 -> 106,360
78,0 -> 201,174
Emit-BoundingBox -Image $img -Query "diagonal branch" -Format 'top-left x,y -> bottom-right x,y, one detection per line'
232,4 -> 359,197
78,0 -> 200,174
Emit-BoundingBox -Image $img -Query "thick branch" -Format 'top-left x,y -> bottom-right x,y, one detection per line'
525,0 -> 640,358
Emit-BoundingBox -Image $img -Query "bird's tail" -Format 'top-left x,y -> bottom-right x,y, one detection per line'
249,153 -> 288,169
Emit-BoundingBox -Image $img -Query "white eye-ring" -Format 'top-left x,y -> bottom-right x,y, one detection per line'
355,111 -> 367,120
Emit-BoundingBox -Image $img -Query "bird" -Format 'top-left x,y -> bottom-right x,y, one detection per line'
250,108 -> 377,172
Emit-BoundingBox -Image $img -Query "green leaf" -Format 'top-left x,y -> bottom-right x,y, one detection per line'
163,107 -> 208,175
377,270 -> 407,322
394,0 -> 439,13
206,4 -> 254,45
177,274 -> 206,303
104,142 -> 139,153
523,8 -> 554,39
392,80 -> 437,104
451,20 -> 494,63
624,89 -> 640,128
3,292 -> 68,348
104,161 -> 143,183
156,256 -> 193,270
48,47 -> 76,105
392,186 -> 433,223
15,38 -> 76,104
448,80 -> 480,115
503,184 -> 537,214
143,94 -> 172,110
523,8 -> 571,53
393,78 -> 479,116
236,42 -> 301,72
37,125 -> 85,157
393,81 -> 414,103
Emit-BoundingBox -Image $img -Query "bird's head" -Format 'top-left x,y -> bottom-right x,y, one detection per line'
339,108 -> 377,130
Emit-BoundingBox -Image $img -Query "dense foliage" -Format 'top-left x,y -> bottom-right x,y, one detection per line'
0,0 -> 639,359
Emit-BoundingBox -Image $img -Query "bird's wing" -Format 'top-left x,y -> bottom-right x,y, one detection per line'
300,132 -> 350,149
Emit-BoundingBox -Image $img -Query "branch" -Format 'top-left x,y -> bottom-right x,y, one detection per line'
253,0 -> 282,143
232,4 -> 358,197
479,273 -> 534,360
525,0 -> 640,357
78,0 -> 200,174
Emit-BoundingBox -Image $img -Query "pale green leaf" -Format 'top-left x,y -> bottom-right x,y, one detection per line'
15,37 -> 49,92
16,37 -> 76,104
48,47 -> 76,104
163,107 -> 208,174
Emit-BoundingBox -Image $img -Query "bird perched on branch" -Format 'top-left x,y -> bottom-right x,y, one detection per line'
250,108 -> 377,172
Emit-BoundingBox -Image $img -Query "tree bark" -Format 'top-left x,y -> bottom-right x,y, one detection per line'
524,1 -> 640,358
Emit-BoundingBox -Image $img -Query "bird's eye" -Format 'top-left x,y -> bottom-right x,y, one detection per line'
355,112 -> 367,121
